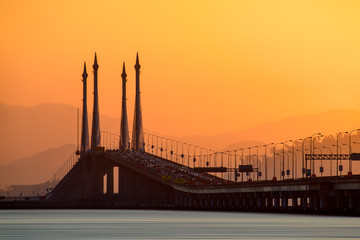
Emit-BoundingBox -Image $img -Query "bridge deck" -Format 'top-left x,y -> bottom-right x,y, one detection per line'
106,150 -> 228,186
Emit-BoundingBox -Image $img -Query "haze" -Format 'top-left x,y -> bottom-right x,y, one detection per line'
1,0 -> 360,137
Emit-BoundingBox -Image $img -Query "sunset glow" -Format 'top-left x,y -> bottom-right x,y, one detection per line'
1,0 -> 360,136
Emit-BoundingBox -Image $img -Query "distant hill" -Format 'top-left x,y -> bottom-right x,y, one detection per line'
0,144 -> 76,187
222,141 -> 266,151
0,103 -> 120,165
1,102 -> 360,165
178,109 -> 360,150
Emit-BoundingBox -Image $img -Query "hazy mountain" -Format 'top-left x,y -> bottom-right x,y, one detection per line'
222,141 -> 266,151
0,103 -> 120,165
0,144 -> 76,187
178,109 -> 360,150
1,102 -> 360,166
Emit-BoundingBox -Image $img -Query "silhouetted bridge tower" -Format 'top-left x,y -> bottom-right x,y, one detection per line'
46,53 -> 360,214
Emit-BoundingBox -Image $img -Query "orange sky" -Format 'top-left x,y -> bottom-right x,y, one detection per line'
1,0 -> 360,136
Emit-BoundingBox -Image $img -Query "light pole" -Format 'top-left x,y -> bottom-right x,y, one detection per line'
264,143 -> 274,181
220,151 -> 224,179
181,142 -> 185,165
146,133 -> 151,153
169,139 -> 174,162
336,132 -> 348,176
322,146 -> 332,176
348,129 -> 360,175
226,151 -> 231,181
273,142 -> 282,181
204,148 -> 209,168
302,137 -> 313,178
257,145 -> 265,182
284,151 -> 290,179
292,139 -> 302,179
312,135 -> 323,176
193,145 -> 197,168
241,148 -> 245,182
176,140 -> 180,163
283,140 -> 292,180
310,133 -> 322,177
209,149 -> 215,168
165,138 -> 168,160
249,146 -> 257,179
234,149 -> 238,182
314,147 -> 323,176
187,144 -> 193,167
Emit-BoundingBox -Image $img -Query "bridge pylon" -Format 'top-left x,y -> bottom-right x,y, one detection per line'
80,62 -> 89,155
119,62 -> 130,151
132,52 -> 144,151
91,52 -> 101,150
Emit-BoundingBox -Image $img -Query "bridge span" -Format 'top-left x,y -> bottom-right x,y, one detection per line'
3,53 -> 359,215
40,150 -> 360,215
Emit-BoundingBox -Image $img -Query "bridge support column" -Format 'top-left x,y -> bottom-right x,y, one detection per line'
265,197 -> 271,208
301,197 -> 307,210
257,198 -> 264,209
292,198 -> 298,209
107,167 -> 114,195
282,198 -> 288,208
320,197 -> 325,209
349,197 -> 354,210
309,196 -> 315,210
274,197 -> 280,209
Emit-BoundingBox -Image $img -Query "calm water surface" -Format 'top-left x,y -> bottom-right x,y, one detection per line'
0,209 -> 359,239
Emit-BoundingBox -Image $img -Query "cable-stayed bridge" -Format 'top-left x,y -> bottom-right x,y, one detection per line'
2,53 -> 360,215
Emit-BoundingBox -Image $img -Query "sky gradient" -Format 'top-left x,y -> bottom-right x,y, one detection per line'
1,0 -> 360,136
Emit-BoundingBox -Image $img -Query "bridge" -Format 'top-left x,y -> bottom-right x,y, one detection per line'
2,53 -> 360,215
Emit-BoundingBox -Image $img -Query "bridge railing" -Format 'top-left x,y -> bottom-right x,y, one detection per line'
99,130 -> 360,183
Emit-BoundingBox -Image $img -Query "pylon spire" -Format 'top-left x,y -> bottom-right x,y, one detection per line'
93,52 -> 99,70
119,62 -> 130,151
132,53 -> 144,151
80,62 -> 89,155
91,52 -> 101,150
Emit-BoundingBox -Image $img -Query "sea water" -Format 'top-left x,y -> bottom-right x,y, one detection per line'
0,209 -> 359,239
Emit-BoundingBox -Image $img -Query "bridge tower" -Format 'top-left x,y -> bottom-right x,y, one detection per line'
80,62 -> 89,155
131,53 -> 144,151
91,52 -> 101,150
119,62 -> 130,151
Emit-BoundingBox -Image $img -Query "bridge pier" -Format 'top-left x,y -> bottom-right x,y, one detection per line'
106,165 -> 114,196
292,198 -> 298,209
271,192 -> 280,210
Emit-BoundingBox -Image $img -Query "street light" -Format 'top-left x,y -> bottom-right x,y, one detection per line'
348,129 -> 360,175
249,146 -> 257,180
314,147 -> 323,176
257,145 -> 266,182
264,143 -> 274,181
322,146 -> 333,176
292,139 -> 302,179
226,151 -> 231,181
204,148 -> 209,168
312,135 -> 323,177
336,132 -> 348,176
302,137 -> 311,178
273,142 -> 283,181
193,145 -> 197,168
239,148 -> 246,182
283,140 -> 292,180
233,149 -> 239,182
310,133 -> 322,177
